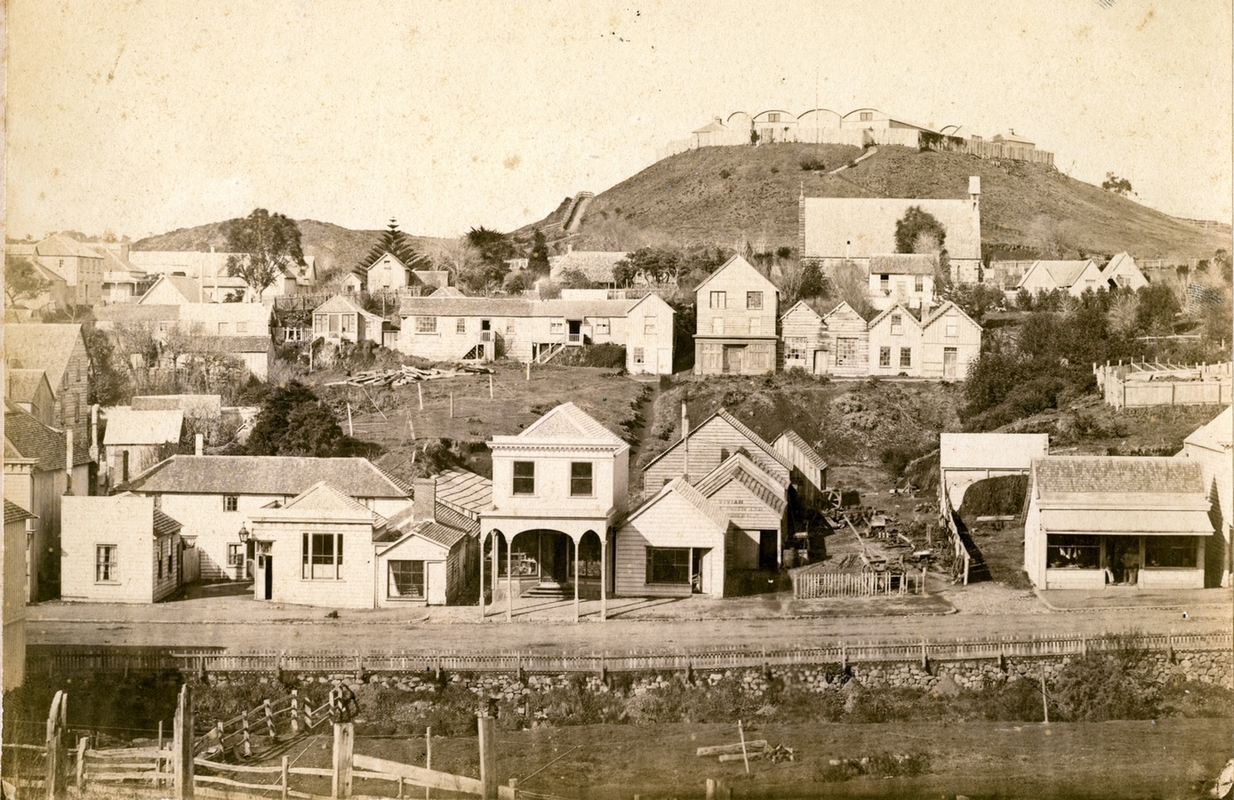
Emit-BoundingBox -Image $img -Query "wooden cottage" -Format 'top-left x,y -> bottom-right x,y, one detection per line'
693,453 -> 789,570
867,304 -> 924,377
778,301 -> 826,374
818,302 -> 870,377
693,256 -> 779,375
919,301 -> 982,380
642,407 -> 792,494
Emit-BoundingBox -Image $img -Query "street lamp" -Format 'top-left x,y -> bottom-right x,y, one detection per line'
237,522 -> 250,543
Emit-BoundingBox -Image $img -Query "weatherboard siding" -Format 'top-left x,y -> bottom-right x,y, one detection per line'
920,308 -> 981,380
819,305 -> 869,377
778,304 -> 825,373
702,480 -> 778,569
614,492 -> 726,598
643,419 -> 790,494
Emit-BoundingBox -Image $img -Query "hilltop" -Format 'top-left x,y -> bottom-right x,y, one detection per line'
523,143 -> 1229,260
133,219 -> 443,278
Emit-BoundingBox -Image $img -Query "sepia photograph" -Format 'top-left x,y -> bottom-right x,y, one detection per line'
2,1 -> 1233,797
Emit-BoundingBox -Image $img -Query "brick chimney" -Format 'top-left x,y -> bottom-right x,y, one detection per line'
413,478 -> 436,523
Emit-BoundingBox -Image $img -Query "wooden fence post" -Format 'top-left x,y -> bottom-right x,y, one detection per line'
173,683 -> 194,800
45,690 -> 64,800
478,713 -> 498,800
241,713 -> 251,758
76,736 -> 88,792
265,699 -> 276,738
281,755 -> 290,800
424,726 -> 432,800
291,690 -> 300,734
332,722 -> 354,799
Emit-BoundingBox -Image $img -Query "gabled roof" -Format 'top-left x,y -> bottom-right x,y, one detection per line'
1183,406 -> 1232,452
921,300 -> 981,331
275,481 -> 383,519
36,234 -> 103,259
153,508 -> 183,537
868,303 -> 922,329
139,274 -> 202,304
4,400 -> 69,470
120,455 -> 411,498
132,394 -> 222,418
821,300 -> 868,323
1102,252 -> 1143,279
6,369 -> 52,404
5,499 -> 34,525
868,254 -> 937,276
774,429 -> 829,470
431,286 -> 466,298
314,294 -> 377,317
694,452 -> 787,515
381,500 -> 471,549
103,408 -> 184,446
1032,456 -> 1205,500
1019,260 -> 1098,290
626,476 -> 730,531
693,119 -> 727,134
434,468 -> 493,517
694,255 -> 779,296
801,196 -> 982,262
3,323 -> 84,390
940,433 -> 1049,471
641,407 -> 792,475
497,402 -> 627,448
778,300 -> 823,323
548,251 -> 629,284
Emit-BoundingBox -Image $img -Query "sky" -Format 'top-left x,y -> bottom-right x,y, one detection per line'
5,0 -> 1232,241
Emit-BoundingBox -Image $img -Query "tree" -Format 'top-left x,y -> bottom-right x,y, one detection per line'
224,209 -> 305,301
558,268 -> 592,289
359,218 -> 429,272
502,270 -> 531,294
82,324 -> 130,407
527,229 -> 551,277
465,226 -> 516,288
1101,172 -> 1133,196
426,236 -> 482,290
4,257 -> 49,305
1134,283 -> 1180,335
246,381 -> 352,457
828,260 -> 874,319
1214,249 -> 1232,284
894,206 -> 947,255
614,248 -> 681,287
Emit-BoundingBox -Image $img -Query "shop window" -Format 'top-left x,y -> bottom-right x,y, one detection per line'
1046,534 -> 1101,569
646,547 -> 690,584
302,532 -> 343,580
387,560 -> 425,599
1145,536 -> 1197,568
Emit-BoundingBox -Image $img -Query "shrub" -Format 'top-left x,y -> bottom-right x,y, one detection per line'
719,169 -> 731,179
879,444 -> 931,478
1052,644 -> 1161,721
800,158 -> 827,171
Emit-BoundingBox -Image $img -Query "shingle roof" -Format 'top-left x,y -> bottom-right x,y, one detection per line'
434,468 -> 493,517
774,429 -> 829,469
132,394 -> 222,418
1024,260 -> 1097,289
868,254 -> 937,276
694,452 -> 787,515
5,400 -> 68,470
504,402 -> 627,448
548,251 -> 629,284
627,476 -> 731,532
5,499 -> 34,525
36,234 -> 103,259
104,408 -> 184,446
3,323 -> 84,390
314,295 -> 371,316
431,286 -> 466,298
380,504 -> 472,549
92,304 -> 181,324
120,455 -> 411,498
801,197 -> 982,261
6,369 -> 51,404
715,409 -> 793,472
1033,456 -> 1205,498
152,508 -> 183,537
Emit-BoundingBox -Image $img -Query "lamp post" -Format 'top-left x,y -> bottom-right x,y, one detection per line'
238,523 -> 251,581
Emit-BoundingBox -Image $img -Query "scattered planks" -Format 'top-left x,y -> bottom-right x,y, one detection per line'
697,741 -> 795,764
325,364 -> 493,388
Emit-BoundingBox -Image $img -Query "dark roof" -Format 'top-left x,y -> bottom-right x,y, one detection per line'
120,455 -> 411,498
868,254 -> 938,276
1034,457 -> 1204,497
3,323 -> 84,390
5,400 -> 67,470
381,505 -> 472,548
5,499 -> 34,525
152,508 -> 183,537
6,369 -> 51,403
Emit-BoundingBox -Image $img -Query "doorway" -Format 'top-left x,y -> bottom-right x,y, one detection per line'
813,350 -> 827,375
759,530 -> 778,570
723,345 -> 745,374
1105,537 -> 1141,585
943,347 -> 958,379
567,320 -> 582,344
263,555 -> 273,599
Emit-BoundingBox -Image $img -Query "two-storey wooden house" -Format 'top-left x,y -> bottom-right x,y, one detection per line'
693,256 -> 779,375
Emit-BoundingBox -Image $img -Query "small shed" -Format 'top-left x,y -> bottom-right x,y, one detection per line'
60,494 -> 183,603
773,429 -> 828,506
376,479 -> 476,607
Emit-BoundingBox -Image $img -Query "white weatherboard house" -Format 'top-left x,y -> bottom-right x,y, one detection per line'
481,403 -> 629,619
1177,406 -> 1232,586
693,452 -> 789,570
1024,457 -> 1215,590
1016,259 -> 1105,297
120,455 -> 411,583
1102,252 -> 1149,291
866,301 -> 981,380
693,255 -> 780,376
60,494 -> 184,603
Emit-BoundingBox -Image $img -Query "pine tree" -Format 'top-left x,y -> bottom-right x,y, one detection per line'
359,219 -> 429,272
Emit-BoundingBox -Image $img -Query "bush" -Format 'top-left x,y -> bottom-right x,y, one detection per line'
1052,644 -> 1161,721
718,169 -> 731,179
800,158 -> 827,171
879,444 -> 931,478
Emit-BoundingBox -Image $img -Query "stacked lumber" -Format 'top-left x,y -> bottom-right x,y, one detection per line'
325,364 -> 493,388
696,740 -> 794,763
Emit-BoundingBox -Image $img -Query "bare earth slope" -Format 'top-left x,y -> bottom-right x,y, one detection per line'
531,143 -> 1228,259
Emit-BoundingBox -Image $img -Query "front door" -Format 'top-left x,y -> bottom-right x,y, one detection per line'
813,350 -> 827,375
691,548 -> 704,594
759,530 -> 778,570
567,320 -> 582,344
723,345 -> 744,374
263,556 -> 273,599
943,347 -> 958,380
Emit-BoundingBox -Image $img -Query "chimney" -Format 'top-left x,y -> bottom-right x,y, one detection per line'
195,433 -> 204,457
413,478 -> 436,523
65,429 -> 74,495
681,402 -> 690,481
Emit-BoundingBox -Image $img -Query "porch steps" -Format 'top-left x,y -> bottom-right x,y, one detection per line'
522,581 -> 573,598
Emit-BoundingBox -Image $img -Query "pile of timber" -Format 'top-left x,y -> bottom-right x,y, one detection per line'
325,364 -> 493,388
696,740 -> 795,763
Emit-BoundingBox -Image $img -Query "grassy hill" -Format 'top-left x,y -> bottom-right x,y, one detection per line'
132,219 -> 443,279
527,143 -> 1229,260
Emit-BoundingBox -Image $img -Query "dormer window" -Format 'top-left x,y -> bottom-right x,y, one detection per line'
513,461 -> 535,495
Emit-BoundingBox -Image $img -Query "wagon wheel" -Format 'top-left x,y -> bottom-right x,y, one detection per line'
821,488 -> 842,511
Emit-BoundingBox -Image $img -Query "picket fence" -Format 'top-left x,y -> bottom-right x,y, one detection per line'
791,569 -> 917,598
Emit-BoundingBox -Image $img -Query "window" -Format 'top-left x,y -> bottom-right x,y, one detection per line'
899,348 -> 912,369
633,347 -> 645,365
224,495 -> 239,512
96,545 -> 118,582
237,321 -> 248,334
227,543 -> 244,567
890,314 -> 903,335
456,318 -> 467,334
157,542 -> 164,579
709,291 -> 727,309
768,113 -> 780,123
880,275 -> 890,293
571,462 -> 594,496
594,318 -> 610,335
749,318 -> 761,335
879,347 -> 891,367
712,317 -> 724,335
1046,534 -> 1101,569
284,328 -> 303,342
387,560 -> 426,599
914,275 -> 924,292
860,111 -> 873,122
416,317 -> 437,334
646,547 -> 690,585
836,337 -> 858,366
786,337 -> 806,361
506,322 -> 516,336
1145,536 -> 1198,568
550,321 -> 564,335
643,316 -> 656,334
330,314 -> 340,333
512,461 -> 535,495
746,291 -> 763,310
302,533 -> 343,580
342,315 -> 354,334
945,320 -> 958,338
314,314 -> 326,333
